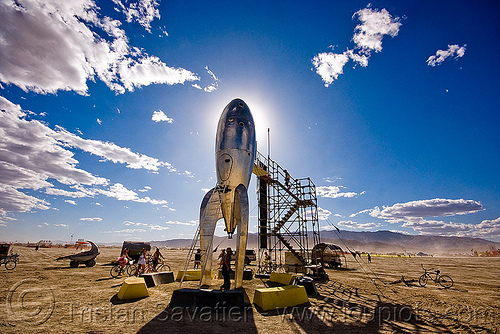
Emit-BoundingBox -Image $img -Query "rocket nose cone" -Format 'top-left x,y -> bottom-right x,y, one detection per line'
225,98 -> 249,114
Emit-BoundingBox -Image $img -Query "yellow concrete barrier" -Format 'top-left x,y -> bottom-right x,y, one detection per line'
176,269 -> 214,281
117,277 -> 149,300
269,272 -> 295,285
253,285 -> 309,311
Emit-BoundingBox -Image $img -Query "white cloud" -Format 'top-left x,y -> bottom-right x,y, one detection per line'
0,0 -> 199,95
164,220 -> 197,226
311,51 -> 350,87
54,223 -> 69,228
152,110 -> 174,123
317,207 -> 332,220
401,217 -> 500,240
359,198 -> 499,240
54,126 -> 173,172
427,44 -> 467,66
46,187 -> 87,198
137,186 -> 152,192
338,220 -> 380,230
103,228 -> 146,235
369,198 -> 484,223
312,6 -> 401,86
96,183 -> 168,206
123,221 -> 147,226
0,96 -> 173,217
149,224 -> 170,231
65,200 -> 77,205
352,7 -> 402,54
203,66 -> 219,92
79,217 -> 102,222
112,0 -> 160,33
472,217 -> 500,239
350,208 -> 371,217
316,185 -> 364,198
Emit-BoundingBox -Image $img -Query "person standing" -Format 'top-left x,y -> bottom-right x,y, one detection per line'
221,247 -> 232,291
137,249 -> 147,274
194,249 -> 202,269
218,249 -> 226,268
284,170 -> 291,187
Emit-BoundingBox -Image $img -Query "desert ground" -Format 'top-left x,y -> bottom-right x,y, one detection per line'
0,246 -> 498,333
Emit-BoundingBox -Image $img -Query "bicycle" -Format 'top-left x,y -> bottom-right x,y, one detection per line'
1,253 -> 18,270
419,264 -> 454,289
129,259 -> 171,276
256,261 -> 285,275
110,260 -> 135,278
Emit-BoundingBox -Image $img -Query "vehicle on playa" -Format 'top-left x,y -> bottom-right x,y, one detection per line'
55,240 -> 100,268
311,243 -> 346,268
120,241 -> 151,262
231,249 -> 256,264
0,243 -> 19,270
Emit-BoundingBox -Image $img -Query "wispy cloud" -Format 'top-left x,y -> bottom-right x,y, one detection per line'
80,217 -> 102,222
312,6 -> 401,86
338,220 -> 380,230
317,207 -> 332,220
0,96 -> 174,218
191,66 -> 220,92
111,0 -> 160,33
164,220 -> 197,226
427,44 -> 466,66
316,185 -> 365,199
0,0 -> 199,95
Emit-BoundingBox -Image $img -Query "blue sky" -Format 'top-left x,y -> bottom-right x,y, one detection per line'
1,0 -> 499,244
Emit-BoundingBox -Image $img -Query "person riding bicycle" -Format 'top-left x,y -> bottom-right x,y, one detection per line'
117,248 -> 131,268
151,247 -> 164,271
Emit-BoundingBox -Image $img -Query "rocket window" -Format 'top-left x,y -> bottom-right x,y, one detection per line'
239,122 -> 244,127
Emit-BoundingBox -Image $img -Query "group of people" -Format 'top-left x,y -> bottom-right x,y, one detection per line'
117,247 -> 164,274
193,247 -> 233,291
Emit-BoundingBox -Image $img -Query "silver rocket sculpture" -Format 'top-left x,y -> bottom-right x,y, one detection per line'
199,98 -> 256,288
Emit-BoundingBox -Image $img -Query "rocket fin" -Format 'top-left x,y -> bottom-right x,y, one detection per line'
234,183 -> 249,288
199,188 -> 223,286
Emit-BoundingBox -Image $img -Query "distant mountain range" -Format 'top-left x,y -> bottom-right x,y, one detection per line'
151,230 -> 500,255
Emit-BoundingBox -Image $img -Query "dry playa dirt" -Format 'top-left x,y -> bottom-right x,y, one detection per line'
0,246 -> 499,333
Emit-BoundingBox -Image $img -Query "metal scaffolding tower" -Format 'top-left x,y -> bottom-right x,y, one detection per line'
253,151 -> 320,273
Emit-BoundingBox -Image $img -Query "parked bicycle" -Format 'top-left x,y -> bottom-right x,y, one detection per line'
419,264 -> 454,289
0,243 -> 18,270
1,253 -> 18,270
110,260 -> 135,278
256,261 -> 285,275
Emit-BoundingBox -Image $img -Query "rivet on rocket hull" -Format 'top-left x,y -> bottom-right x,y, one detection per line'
199,98 -> 256,288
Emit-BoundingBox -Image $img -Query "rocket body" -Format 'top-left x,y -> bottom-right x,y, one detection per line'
215,99 -> 256,237
197,98 -> 256,289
